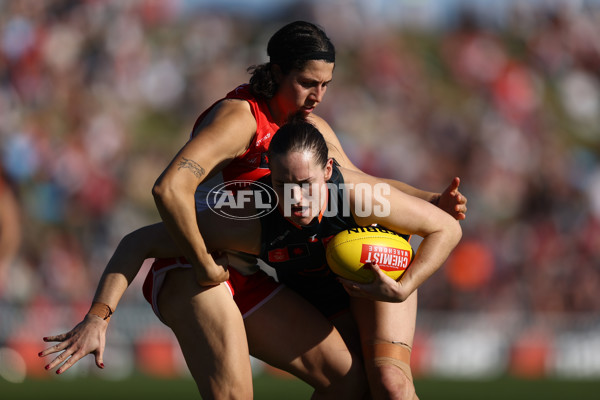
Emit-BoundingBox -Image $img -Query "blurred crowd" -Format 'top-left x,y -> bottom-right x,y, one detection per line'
1,0 -> 599,321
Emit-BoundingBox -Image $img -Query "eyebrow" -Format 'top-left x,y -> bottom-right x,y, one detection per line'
272,176 -> 314,185
300,76 -> 333,85
314,79 -> 332,86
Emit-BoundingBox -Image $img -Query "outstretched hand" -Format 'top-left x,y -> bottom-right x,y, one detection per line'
436,177 -> 467,220
337,263 -> 408,303
39,315 -> 108,374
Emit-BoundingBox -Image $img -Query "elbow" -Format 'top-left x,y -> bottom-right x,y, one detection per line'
151,176 -> 167,204
152,172 -> 197,209
152,175 -> 178,209
455,219 -> 463,240
395,288 -> 411,303
451,219 -> 463,247
434,214 -> 463,250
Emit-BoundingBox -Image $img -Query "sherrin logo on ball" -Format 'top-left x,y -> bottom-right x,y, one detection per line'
326,226 -> 413,283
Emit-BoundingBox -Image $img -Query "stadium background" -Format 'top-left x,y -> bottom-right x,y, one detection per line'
1,0 -> 599,398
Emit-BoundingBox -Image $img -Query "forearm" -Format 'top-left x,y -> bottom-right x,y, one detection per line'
384,176 -> 467,220
381,178 -> 439,204
316,117 -> 451,208
92,229 -> 156,311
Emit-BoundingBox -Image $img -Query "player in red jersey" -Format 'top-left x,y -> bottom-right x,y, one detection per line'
40,21 -> 467,399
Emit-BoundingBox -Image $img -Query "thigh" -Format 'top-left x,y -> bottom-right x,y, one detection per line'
244,286 -> 367,399
330,310 -> 362,358
351,290 -> 418,345
158,267 -> 252,400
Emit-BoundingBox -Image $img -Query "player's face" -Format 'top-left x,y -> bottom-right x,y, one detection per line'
273,60 -> 334,120
270,151 -> 333,226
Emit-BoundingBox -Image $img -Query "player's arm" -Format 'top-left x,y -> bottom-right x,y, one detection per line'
39,223 -> 180,374
92,223 -> 187,308
152,99 -> 257,286
88,210 -> 261,314
341,168 -> 462,303
92,215 -> 261,312
310,114 -> 467,220
39,216 -> 261,375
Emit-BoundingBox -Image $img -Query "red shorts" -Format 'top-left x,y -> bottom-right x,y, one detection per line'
142,257 -> 283,324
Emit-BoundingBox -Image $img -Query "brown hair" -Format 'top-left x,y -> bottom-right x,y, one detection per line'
247,21 -> 335,99
268,117 -> 329,169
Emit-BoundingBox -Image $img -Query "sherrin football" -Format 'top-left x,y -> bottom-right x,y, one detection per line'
326,226 -> 413,283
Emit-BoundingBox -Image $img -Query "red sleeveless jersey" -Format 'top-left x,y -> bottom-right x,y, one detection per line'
191,84 -> 279,182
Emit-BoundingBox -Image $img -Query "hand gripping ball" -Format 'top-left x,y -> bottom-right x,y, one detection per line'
326,226 -> 413,283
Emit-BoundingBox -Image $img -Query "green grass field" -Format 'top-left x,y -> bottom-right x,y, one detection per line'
2,374 -> 600,400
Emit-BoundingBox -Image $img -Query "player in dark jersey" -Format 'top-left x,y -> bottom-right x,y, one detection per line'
261,119 -> 462,400
40,21 -> 466,399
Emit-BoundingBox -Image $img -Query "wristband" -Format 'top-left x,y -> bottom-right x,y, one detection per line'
88,302 -> 113,322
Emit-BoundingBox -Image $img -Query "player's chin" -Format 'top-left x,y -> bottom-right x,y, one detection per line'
292,215 -> 313,226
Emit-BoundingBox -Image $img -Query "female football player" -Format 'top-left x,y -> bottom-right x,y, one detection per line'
40,21 -> 466,400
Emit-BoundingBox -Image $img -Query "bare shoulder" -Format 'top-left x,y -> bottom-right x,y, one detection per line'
188,98 -> 257,160
306,113 -> 332,133
307,114 -> 358,169
193,98 -> 256,137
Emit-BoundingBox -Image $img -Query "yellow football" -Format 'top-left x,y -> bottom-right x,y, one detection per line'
326,226 -> 413,283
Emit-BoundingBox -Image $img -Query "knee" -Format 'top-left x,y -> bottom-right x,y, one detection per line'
363,341 -> 418,400
338,353 -> 369,396
309,350 -> 369,399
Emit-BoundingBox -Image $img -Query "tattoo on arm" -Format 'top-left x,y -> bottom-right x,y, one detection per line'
177,157 -> 206,178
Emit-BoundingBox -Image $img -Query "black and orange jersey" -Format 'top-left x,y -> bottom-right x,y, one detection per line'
259,163 -> 359,317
